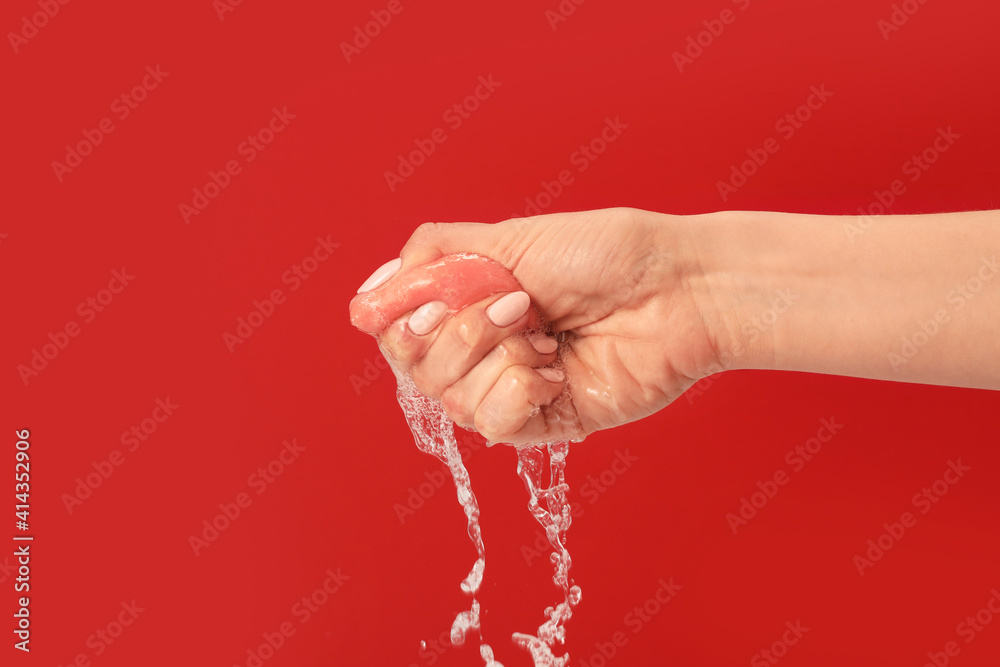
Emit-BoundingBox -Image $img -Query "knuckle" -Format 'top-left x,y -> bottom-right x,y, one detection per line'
505,366 -> 534,402
474,406 -> 507,442
384,321 -> 421,367
411,222 -> 441,244
452,316 -> 490,356
440,386 -> 474,427
409,362 -> 444,399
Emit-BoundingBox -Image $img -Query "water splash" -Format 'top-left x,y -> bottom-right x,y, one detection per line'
389,347 -> 580,666
511,443 -> 581,667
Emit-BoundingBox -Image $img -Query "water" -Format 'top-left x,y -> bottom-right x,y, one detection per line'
511,442 -> 582,667
388,344 -> 580,666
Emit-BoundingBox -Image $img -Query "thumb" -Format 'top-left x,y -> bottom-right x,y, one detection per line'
398,220 -> 520,272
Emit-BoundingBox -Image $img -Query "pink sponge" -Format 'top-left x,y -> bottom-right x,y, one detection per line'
349,253 -> 543,335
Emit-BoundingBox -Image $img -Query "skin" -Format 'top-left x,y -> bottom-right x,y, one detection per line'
353,207 -> 1000,446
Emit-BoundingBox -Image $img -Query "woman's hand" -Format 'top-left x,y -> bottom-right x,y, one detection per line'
350,207 -> 734,445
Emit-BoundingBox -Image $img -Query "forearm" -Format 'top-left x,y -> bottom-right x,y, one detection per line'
679,208 -> 1000,390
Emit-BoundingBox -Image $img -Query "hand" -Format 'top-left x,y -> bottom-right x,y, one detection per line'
350,207 -> 731,445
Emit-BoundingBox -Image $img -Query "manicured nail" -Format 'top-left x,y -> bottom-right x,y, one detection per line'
408,301 -> 448,335
529,333 -> 558,354
357,257 -> 402,293
487,291 -> 530,327
406,301 -> 448,336
538,368 -> 565,383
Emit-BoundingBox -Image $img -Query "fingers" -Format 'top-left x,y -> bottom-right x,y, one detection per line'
382,290 -> 542,394
440,334 -> 559,428
350,253 -> 538,334
472,364 -> 566,444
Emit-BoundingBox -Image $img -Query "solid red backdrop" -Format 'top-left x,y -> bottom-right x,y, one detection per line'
3,0 -> 999,666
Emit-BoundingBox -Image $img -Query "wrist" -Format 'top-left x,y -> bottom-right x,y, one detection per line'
673,210 -> 793,375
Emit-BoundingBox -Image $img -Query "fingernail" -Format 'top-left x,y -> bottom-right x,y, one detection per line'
529,333 -> 558,354
487,291 -> 530,327
538,368 -> 565,383
408,301 -> 448,335
357,257 -> 402,293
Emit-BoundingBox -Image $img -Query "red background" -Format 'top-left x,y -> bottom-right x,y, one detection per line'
4,0 -> 1000,666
